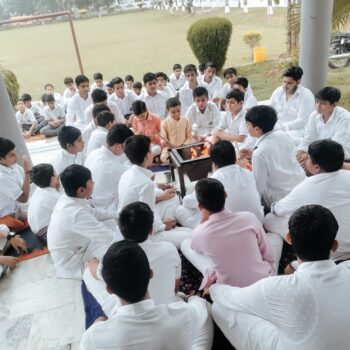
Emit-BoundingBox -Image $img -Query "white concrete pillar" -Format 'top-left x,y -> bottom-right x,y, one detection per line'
0,75 -> 32,167
299,0 -> 333,94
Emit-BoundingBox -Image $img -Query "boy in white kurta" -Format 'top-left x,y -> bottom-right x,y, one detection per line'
118,135 -> 192,248
47,164 -> 117,279
198,62 -> 222,101
81,240 -> 213,350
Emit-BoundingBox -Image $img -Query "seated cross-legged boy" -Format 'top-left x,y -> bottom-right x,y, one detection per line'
0,137 -> 31,231
212,89 -> 249,146
198,62 -> 222,102
210,205 -> 350,350
44,83 -> 64,107
15,99 -> 39,137
83,202 -> 183,318
108,77 -> 136,119
186,86 -> 221,142
131,100 -> 162,157
85,124 -> 134,211
160,97 -> 192,164
297,87 -> 350,167
86,111 -> 115,155
169,63 -> 186,91
176,140 -> 264,229
264,139 -> 350,270
40,94 -> 66,137
124,74 -> 134,92
85,89 -> 123,125
21,93 -> 45,124
47,165 -> 117,279
52,126 -> 85,175
66,75 -> 93,130
118,135 -> 192,248
181,178 -> 274,289
28,164 -> 61,237
155,72 -> 176,100
91,72 -> 108,92
139,72 -> 168,119
80,240 -> 213,350
233,77 -> 258,111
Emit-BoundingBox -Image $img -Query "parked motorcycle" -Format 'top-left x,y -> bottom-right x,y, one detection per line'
329,32 -> 350,69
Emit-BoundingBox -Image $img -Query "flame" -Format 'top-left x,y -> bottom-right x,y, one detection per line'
191,144 -> 210,159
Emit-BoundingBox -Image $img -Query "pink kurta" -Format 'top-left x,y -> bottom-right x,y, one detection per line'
191,210 -> 274,287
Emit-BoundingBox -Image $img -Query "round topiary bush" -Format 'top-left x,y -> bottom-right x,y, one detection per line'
186,17 -> 232,72
0,65 -> 20,107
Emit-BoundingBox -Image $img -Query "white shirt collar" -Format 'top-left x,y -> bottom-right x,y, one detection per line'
118,299 -> 155,316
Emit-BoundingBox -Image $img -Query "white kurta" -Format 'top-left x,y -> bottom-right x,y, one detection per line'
47,195 -> 116,279
252,130 -> 305,207
198,75 -> 222,100
138,91 -> 168,119
211,260 -> 350,350
86,126 -> 108,155
108,90 -> 136,116
84,101 -> 124,125
297,106 -> 350,159
16,109 -> 36,125
85,146 -> 129,211
51,149 -> 84,175
42,105 -> 65,121
80,297 -> 213,350
66,93 -> 93,130
169,72 -> 186,90
186,101 -> 221,136
218,82 -> 254,99
83,238 -> 182,317
27,187 -> 61,234
178,81 -> 203,116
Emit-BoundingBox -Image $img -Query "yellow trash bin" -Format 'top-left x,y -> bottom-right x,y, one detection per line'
253,47 -> 266,63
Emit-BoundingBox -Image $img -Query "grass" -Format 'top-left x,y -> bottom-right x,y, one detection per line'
0,8 -> 349,109
0,8 -> 287,98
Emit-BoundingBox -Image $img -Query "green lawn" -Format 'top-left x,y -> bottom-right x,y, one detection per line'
0,8 -> 287,98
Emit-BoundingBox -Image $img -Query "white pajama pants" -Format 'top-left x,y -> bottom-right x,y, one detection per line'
175,205 -> 201,229
155,190 -> 181,219
151,227 -> 192,249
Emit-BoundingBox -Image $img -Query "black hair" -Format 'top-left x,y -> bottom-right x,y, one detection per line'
195,178 -> 225,213
41,94 -> 49,104
245,105 -> 277,133
166,97 -> 181,109
92,104 -> 110,119
58,126 -> 82,150
283,66 -> 303,81
198,63 -> 206,74
107,123 -> 134,147
205,62 -> 217,70
93,72 -> 103,80
64,77 -> 74,85
0,137 -> 15,159
118,202 -> 154,242
46,94 -> 55,103
193,86 -> 209,99
125,75 -> 134,82
173,63 -> 182,71
17,98 -> 24,103
183,64 -> 197,75
226,89 -> 244,103
102,240 -> 151,303
111,77 -> 124,86
75,74 -> 89,86
132,100 -> 147,116
143,72 -> 156,84
30,163 -> 54,188
234,77 -> 249,89
96,111 -> 115,127
21,93 -> 32,102
60,164 -> 91,197
223,67 -> 237,77
155,72 -> 167,80
308,140 -> 344,172
133,82 -> 142,89
210,140 -> 236,168
288,205 -> 338,261
124,135 -> 151,165
315,87 -> 341,104
44,83 -> 54,90
91,89 -> 107,104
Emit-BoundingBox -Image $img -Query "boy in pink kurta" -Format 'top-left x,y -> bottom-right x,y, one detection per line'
181,178 -> 274,288
131,100 -> 161,156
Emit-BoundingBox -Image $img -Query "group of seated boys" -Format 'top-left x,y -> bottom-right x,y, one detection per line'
1,61 -> 350,350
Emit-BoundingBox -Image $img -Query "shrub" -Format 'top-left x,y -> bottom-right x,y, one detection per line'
243,32 -> 262,59
0,65 -> 20,107
187,17 -> 232,72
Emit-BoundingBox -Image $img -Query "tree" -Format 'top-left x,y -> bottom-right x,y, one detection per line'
243,32 -> 262,59
187,17 -> 232,72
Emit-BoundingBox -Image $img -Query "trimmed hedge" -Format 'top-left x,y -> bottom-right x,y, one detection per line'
0,65 -> 20,107
186,17 -> 232,72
